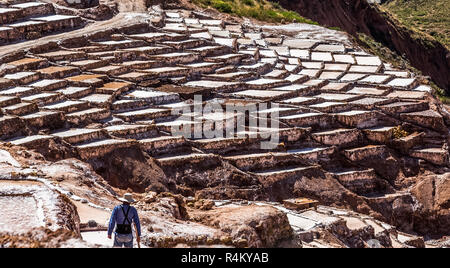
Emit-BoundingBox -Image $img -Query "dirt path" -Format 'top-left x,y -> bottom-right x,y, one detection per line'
82,230 -> 145,248
75,201 -> 145,248
116,0 -> 147,12
74,201 -> 111,226
81,231 -> 112,247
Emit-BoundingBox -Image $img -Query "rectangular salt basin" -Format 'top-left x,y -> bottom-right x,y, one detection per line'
8,20 -> 45,27
0,195 -> 44,233
282,96 -> 316,104
273,84 -> 309,92
125,90 -> 176,99
52,128 -> 100,138
34,15 -> 78,22
11,2 -> 47,8
288,147 -> 331,155
232,90 -> 288,98
0,86 -> 34,95
0,8 -> 20,14
4,72 -> 36,80
184,80 -> 239,88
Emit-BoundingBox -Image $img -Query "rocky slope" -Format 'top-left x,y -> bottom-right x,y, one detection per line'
2,144 -> 444,248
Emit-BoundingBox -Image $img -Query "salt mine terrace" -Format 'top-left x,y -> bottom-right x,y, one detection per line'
0,1 -> 85,44
0,6 -> 449,214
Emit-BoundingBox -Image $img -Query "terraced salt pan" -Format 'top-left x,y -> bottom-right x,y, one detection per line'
359,75 -> 392,84
159,100 -> 193,110
67,107 -> 109,118
0,195 -> 43,233
351,97 -> 391,107
282,112 -> 324,120
76,139 -> 133,149
387,90 -> 426,100
340,73 -> 367,82
124,90 -> 179,100
34,15 -> 79,22
4,72 -> 37,80
315,93 -> 361,102
285,213 -> 318,231
281,96 -> 316,104
9,135 -> 54,146
56,87 -> 91,98
259,49 -> 278,58
314,44 -> 345,53
285,74 -> 308,83
311,52 -> 333,62
96,40 -> 138,46
366,126 -> 395,132
301,61 -> 323,69
0,180 -> 62,233
288,147 -> 327,153
104,124 -> 152,134
310,101 -> 344,108
316,206 -> 350,216
258,106 -> 299,115
414,85 -> 433,92
283,39 -> 317,49
156,119 -> 200,129
22,110 -> 59,119
8,20 -> 44,27
253,166 -> 316,176
318,71 -> 343,80
347,87 -> 387,96
155,153 -> 209,161
338,110 -> 371,116
29,79 -> 65,88
0,8 -> 19,14
299,69 -> 321,78
116,108 -> 168,117
333,54 -> 355,64
184,80 -> 239,89
355,56 -> 382,66
245,78 -> 288,87
44,100 -> 86,110
0,86 -> 35,96
384,70 -> 410,78
191,31 -> 212,40
0,26 -> 13,32
52,128 -> 102,139
387,78 -> 417,88
231,89 -> 289,99
299,210 -> 341,225
202,111 -> 238,121
264,69 -> 288,79
0,149 -> 21,167
206,71 -> 253,80
11,2 -> 47,8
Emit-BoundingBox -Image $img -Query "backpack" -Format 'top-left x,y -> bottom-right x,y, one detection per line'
115,205 -> 132,234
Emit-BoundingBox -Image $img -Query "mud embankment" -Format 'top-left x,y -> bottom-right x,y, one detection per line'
274,0 -> 450,92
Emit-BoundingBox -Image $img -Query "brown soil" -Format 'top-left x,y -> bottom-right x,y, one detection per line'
87,146 -> 170,193
189,204 -> 294,247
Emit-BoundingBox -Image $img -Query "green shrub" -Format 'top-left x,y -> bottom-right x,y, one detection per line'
392,126 -> 409,139
192,0 -> 317,24
212,0 -> 233,13
242,0 -> 254,6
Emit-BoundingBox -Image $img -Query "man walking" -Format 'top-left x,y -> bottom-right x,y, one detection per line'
107,193 -> 142,248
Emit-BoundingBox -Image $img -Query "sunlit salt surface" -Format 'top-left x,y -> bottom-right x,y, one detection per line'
0,195 -> 44,233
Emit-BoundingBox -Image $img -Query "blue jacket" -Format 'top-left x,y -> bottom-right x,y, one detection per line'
108,204 -> 141,237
